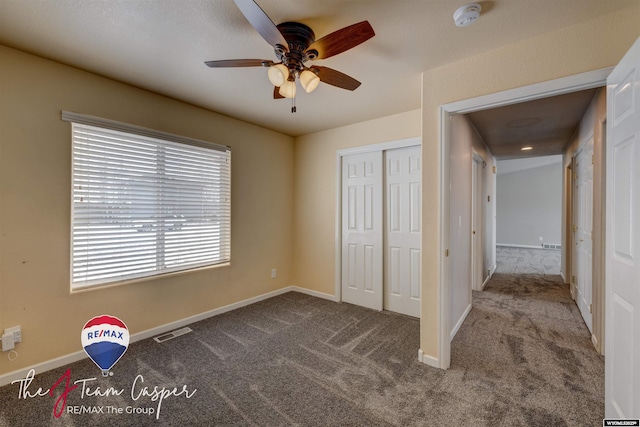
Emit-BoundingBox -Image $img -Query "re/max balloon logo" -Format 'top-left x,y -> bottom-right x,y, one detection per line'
81,315 -> 129,377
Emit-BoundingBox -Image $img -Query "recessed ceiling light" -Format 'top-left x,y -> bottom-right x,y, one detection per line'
454,3 -> 482,27
521,146 -> 533,151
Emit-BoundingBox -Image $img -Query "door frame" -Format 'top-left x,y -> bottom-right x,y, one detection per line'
335,137 -> 422,303
471,152 -> 484,291
572,133 -> 595,333
437,67 -> 612,369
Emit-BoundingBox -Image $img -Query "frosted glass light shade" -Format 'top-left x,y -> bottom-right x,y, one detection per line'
267,64 -> 289,87
278,80 -> 296,98
300,70 -> 320,93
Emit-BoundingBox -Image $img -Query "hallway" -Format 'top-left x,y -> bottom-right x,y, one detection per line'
451,246 -> 603,425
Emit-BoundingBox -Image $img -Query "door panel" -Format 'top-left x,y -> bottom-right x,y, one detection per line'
605,36 -> 640,419
342,151 -> 383,310
384,146 -> 421,317
574,137 -> 594,332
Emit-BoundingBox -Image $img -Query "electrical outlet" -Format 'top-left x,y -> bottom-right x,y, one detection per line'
5,326 -> 21,343
271,268 -> 277,279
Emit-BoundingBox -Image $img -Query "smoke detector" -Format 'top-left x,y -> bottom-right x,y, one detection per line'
454,3 -> 482,27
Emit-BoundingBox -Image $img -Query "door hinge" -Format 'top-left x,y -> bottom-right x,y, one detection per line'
572,275 -> 576,284
445,249 -> 449,257
591,154 -> 594,165
589,304 -> 593,314
573,224 -> 577,232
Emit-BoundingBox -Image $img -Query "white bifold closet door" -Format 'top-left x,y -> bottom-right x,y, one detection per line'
341,146 -> 421,317
341,151 -> 384,311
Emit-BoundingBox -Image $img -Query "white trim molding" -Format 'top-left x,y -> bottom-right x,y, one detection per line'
418,349 -> 440,369
450,303 -> 472,341
496,243 -> 544,249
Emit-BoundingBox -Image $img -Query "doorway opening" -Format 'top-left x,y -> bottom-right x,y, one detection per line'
438,68 -> 612,369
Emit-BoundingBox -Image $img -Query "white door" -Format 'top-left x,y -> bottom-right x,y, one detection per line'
574,138 -> 594,332
341,151 -> 383,310
605,36 -> 640,419
471,156 -> 484,291
384,146 -> 421,317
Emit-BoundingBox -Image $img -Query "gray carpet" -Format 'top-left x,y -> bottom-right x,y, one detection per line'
495,246 -> 562,275
0,248 -> 602,426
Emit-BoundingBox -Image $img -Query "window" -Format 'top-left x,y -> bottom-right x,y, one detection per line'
64,112 -> 231,290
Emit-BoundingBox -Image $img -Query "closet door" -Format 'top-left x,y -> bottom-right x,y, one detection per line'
341,151 -> 383,310
384,146 -> 422,317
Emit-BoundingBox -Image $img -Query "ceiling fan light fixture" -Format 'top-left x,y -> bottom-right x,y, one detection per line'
279,80 -> 297,98
454,3 -> 481,27
300,69 -> 320,93
268,64 -> 289,87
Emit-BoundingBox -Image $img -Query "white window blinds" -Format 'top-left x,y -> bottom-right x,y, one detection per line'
67,115 -> 231,289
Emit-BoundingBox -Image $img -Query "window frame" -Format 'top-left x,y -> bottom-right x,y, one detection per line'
64,112 -> 231,291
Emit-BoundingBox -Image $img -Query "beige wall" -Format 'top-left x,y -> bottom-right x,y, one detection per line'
421,6 -> 640,360
562,87 -> 606,353
497,159 -> 563,247
0,45 -> 294,375
291,110 -> 422,295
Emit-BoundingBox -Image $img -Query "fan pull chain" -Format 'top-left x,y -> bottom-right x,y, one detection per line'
291,95 -> 296,113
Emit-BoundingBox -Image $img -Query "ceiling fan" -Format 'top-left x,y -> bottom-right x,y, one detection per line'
205,0 -> 375,109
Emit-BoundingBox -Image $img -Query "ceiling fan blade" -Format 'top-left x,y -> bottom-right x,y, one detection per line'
205,59 -> 274,68
233,0 -> 288,51
311,66 -> 361,91
307,21 -> 374,60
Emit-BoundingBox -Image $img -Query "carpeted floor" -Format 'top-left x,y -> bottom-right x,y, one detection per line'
0,247 -> 602,426
453,247 -> 603,426
495,246 -> 562,275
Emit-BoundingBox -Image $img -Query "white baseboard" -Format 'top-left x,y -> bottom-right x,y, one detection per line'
450,303 -> 472,341
0,285 -> 334,387
481,264 -> 496,290
418,349 -> 440,369
288,286 -> 339,302
560,272 -> 566,283
489,263 -> 497,277
497,243 -> 542,249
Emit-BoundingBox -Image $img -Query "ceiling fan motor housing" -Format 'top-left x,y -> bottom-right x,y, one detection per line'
276,22 -> 318,74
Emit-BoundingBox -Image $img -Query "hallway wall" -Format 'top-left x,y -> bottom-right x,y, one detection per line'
497,157 -> 563,248
449,114 -> 496,338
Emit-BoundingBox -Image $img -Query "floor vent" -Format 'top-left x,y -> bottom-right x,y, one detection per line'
542,244 -> 562,250
153,327 -> 193,343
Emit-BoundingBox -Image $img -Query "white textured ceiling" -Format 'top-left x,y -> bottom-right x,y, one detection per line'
0,0 -> 635,136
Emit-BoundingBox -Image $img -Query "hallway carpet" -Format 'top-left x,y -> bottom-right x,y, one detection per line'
0,249 -> 602,426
